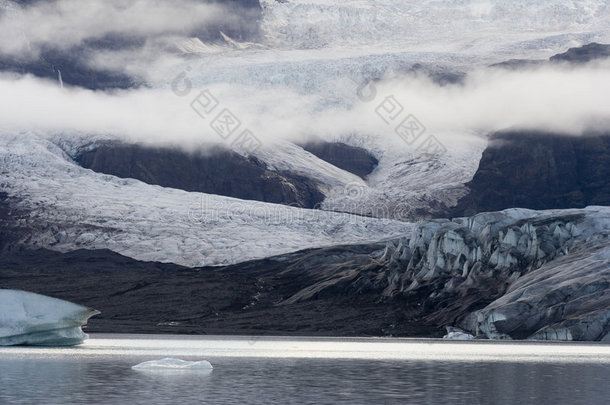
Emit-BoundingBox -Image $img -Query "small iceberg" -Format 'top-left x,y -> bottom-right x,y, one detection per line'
132,358 -> 213,372
444,331 -> 475,340
0,289 -> 99,346
443,327 -> 475,340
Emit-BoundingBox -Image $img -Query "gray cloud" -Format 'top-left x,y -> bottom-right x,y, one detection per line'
1,61 -> 609,151
0,0 -> 246,59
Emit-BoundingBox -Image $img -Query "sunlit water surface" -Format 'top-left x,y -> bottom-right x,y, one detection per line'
1,334 -> 610,404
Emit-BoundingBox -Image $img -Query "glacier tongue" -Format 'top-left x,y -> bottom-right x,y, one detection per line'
473,233 -> 610,341
374,206 -> 610,340
0,133 -> 412,267
0,289 -> 99,346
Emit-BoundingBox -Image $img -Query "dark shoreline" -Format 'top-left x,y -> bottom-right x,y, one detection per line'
0,248 -> 441,338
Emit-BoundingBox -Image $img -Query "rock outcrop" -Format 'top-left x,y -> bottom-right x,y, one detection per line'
490,42 -> 610,69
452,132 -> 610,216
75,142 -> 325,208
300,141 -> 379,179
550,42 -> 610,64
0,0 -> 263,89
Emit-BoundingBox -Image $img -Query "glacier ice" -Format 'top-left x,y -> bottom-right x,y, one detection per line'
132,358 -> 213,372
443,331 -> 475,340
472,234 -> 610,341
0,289 -> 99,346
374,206 -> 610,340
0,133 -> 412,267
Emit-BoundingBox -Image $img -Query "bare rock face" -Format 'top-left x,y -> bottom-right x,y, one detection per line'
490,42 -> 610,69
0,0 -> 263,89
74,143 -> 325,208
452,132 -> 610,217
300,141 -> 379,179
550,42 -> 610,64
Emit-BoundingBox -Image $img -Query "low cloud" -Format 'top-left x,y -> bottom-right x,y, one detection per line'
0,61 -> 609,151
0,0 -> 248,59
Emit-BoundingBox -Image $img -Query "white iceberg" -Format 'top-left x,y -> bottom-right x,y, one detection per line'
132,358 -> 213,372
443,327 -> 475,340
443,331 -> 475,340
0,289 -> 99,346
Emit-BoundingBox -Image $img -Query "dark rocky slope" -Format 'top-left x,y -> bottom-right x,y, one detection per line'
75,143 -> 325,208
452,132 -> 610,217
300,141 -> 379,179
491,42 -> 610,69
0,246 -> 436,337
0,192 -> 10,250
0,47 -> 137,90
550,42 -> 610,64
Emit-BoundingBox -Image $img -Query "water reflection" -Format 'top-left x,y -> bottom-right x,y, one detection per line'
1,337 -> 610,405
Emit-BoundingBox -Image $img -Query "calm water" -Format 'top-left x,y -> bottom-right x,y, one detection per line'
1,334 -> 610,404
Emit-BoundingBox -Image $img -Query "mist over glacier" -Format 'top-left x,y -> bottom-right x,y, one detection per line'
1,62 -> 609,150
1,0 -> 609,148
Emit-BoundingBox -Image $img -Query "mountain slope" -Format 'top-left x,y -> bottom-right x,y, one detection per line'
0,133 -> 410,266
1,206 -> 607,340
453,132 -> 610,216
74,142 -> 325,208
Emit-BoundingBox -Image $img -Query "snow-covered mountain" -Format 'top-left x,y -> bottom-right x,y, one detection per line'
0,0 -> 609,340
0,133 -> 411,266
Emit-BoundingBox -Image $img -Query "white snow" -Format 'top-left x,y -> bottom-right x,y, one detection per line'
132,358 -> 213,371
0,289 -> 99,346
260,0 -> 610,59
320,133 -> 487,220
0,133 -> 412,267
150,0 -> 610,87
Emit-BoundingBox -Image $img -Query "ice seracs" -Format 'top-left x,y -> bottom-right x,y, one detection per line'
375,206 -> 610,340
0,289 -> 99,346
472,233 -> 610,341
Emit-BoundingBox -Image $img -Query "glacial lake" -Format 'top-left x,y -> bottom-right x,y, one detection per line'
1,334 -> 610,404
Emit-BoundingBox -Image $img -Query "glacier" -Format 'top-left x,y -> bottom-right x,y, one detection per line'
373,206 -> 610,340
0,289 -> 99,346
471,234 -> 610,341
0,133 -> 412,266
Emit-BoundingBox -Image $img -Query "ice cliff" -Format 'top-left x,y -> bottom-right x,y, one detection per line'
376,206 -> 610,340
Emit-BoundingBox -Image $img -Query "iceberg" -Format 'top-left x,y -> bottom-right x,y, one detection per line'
443,331 -> 475,340
443,327 -> 474,340
132,358 -> 213,372
0,289 -> 99,346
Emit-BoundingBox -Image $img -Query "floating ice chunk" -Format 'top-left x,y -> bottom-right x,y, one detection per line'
132,358 -> 213,372
443,332 -> 475,340
0,289 -> 99,346
443,327 -> 475,340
